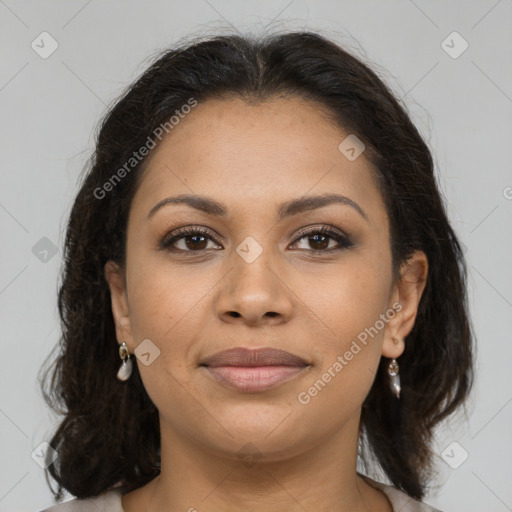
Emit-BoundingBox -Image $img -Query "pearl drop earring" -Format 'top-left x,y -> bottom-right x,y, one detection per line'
116,341 -> 133,381
387,337 -> 401,398
388,358 -> 401,399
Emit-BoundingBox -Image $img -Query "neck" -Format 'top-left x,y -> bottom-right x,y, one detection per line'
129,412 -> 392,512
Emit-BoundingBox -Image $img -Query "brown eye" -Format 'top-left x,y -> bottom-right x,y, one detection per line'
290,226 -> 353,253
159,228 -> 221,253
181,234 -> 208,251
159,225 -> 353,255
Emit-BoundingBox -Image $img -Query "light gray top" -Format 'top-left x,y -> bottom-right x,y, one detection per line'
38,476 -> 442,512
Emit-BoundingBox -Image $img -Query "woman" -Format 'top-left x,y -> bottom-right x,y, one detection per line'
38,31 -> 473,512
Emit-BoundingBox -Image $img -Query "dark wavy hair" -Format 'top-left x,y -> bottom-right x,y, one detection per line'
39,30 -> 474,502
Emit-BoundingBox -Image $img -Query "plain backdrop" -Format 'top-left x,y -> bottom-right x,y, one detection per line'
1,1 -> 511,511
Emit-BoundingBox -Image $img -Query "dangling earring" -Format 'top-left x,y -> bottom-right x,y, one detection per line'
116,341 -> 133,381
388,358 -> 401,399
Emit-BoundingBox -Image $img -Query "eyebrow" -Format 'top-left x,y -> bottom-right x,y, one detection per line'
147,193 -> 369,223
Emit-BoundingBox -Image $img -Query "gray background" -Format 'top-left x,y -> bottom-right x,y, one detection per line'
1,1 -> 511,511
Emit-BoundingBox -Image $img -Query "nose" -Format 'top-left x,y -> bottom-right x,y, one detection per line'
216,245 -> 294,327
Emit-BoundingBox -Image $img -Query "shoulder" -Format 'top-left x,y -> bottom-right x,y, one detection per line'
38,488 -> 124,512
361,474 -> 444,512
38,478 -> 444,512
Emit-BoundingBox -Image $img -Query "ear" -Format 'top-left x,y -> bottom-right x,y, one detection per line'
382,250 -> 428,359
104,260 -> 134,351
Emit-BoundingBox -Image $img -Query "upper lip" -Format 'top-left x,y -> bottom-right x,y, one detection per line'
200,347 -> 309,367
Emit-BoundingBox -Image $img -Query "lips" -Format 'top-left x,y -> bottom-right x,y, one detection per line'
200,347 -> 310,393
200,347 -> 308,367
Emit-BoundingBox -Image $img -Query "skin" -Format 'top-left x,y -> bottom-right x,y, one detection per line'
105,96 -> 428,512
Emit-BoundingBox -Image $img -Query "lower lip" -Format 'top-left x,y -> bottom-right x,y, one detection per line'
202,365 -> 309,392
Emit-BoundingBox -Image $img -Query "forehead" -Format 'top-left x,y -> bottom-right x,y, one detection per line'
131,96 -> 386,222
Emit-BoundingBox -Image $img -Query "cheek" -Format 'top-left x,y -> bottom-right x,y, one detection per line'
124,257 -> 204,412
125,252 -> 204,342
310,256 -> 391,344
295,256 -> 391,403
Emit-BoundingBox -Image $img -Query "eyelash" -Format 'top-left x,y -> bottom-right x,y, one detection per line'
159,225 -> 354,255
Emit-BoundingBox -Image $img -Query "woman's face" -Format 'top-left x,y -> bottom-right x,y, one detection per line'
106,96 -> 422,461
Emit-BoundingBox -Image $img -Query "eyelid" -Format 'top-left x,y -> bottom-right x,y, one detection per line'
292,223 -> 350,241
